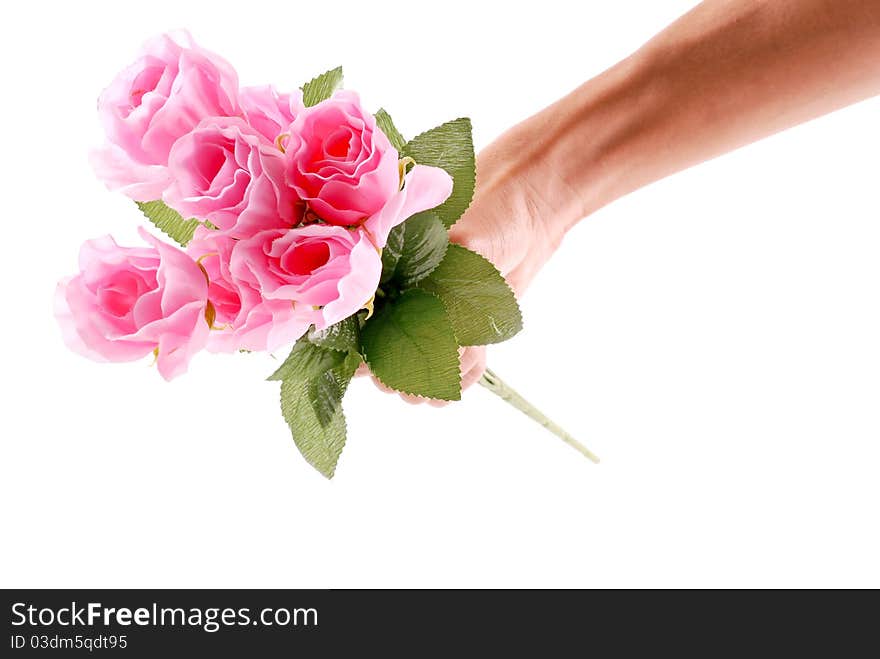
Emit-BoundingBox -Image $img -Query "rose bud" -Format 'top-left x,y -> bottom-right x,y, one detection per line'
186,227 -> 312,352
91,31 -> 240,201
284,92 -> 454,247
230,225 -> 382,330
55,228 -> 210,380
285,91 -> 400,226
164,117 -> 296,238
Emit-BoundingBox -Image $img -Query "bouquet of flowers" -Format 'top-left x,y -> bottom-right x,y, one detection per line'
55,32 -> 597,477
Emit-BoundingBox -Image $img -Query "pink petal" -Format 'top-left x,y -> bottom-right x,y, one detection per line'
317,231 -> 382,329
363,164 -> 454,248
89,143 -> 171,201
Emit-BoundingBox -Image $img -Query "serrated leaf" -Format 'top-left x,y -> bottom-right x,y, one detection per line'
307,316 -> 360,353
418,244 -> 522,346
360,289 -> 461,401
281,376 -> 347,479
267,340 -> 345,382
308,351 -> 361,427
375,108 -> 406,151
402,118 -> 475,228
394,211 -> 448,287
301,66 -> 343,107
278,347 -> 359,479
136,201 -> 200,247
380,223 -> 406,285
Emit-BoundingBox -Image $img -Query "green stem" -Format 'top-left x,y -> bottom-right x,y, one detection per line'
479,368 -> 600,464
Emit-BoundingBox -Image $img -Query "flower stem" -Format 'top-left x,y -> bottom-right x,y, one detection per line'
478,368 -> 600,463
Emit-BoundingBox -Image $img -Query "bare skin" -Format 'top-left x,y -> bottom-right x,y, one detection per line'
370,0 -> 880,404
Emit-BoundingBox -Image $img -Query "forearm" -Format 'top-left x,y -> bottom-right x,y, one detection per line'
524,0 -> 880,232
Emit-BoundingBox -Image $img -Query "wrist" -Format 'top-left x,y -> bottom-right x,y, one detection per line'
523,52 -> 663,232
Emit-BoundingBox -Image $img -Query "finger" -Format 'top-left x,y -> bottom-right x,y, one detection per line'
370,375 -> 398,395
459,345 -> 485,375
367,372 -> 434,405
398,392 -> 427,405
461,349 -> 487,392
461,365 -> 485,391
503,264 -> 530,298
461,346 -> 487,385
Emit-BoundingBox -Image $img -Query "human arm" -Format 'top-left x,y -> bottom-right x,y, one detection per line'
385,0 -> 880,400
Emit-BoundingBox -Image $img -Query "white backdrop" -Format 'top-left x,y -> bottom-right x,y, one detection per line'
2,0 -> 878,588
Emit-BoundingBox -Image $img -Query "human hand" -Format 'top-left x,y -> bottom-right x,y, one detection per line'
368,0 -> 880,407
362,117 -> 580,404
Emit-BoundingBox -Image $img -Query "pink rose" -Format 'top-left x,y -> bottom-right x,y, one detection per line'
91,31 -> 240,201
362,164 -> 455,248
230,225 -> 382,330
186,227 -> 311,352
284,90 -> 454,247
54,228 -> 210,380
285,91 -> 400,226
240,85 -> 304,143
163,117 -> 296,238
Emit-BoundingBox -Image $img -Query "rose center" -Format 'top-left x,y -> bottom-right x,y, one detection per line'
97,271 -> 145,317
281,241 -> 331,276
323,127 -> 354,159
208,279 -> 241,321
128,64 -> 164,110
195,138 -> 235,187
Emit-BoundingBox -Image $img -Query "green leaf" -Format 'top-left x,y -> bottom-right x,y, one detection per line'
278,347 -> 360,479
281,376 -> 347,479
393,211 -> 448,287
402,118 -> 475,228
418,244 -> 523,346
301,66 -> 343,107
267,340 -> 345,382
360,289 -> 461,401
136,201 -> 200,247
375,108 -> 406,151
380,223 -> 406,285
307,316 -> 360,353
308,352 -> 361,427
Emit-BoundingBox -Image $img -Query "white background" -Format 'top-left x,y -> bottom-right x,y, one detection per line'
1,0 -> 878,588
